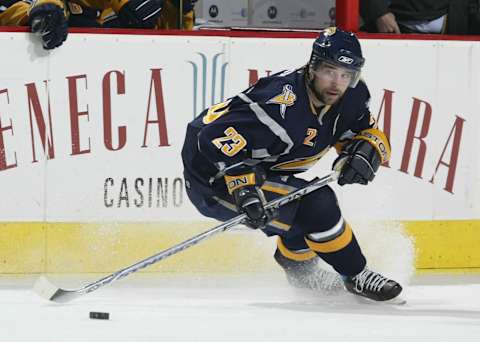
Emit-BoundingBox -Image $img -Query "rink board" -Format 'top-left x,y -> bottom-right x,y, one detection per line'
0,220 -> 478,274
0,31 -> 479,274
0,222 -> 277,274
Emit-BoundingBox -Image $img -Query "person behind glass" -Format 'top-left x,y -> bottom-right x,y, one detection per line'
101,0 -> 197,29
0,0 -> 69,49
360,0 -> 475,35
0,0 -> 164,49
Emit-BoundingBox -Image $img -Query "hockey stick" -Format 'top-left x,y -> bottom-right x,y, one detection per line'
34,172 -> 339,303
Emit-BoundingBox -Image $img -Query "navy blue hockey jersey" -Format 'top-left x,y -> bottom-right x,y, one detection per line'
181,67 -> 375,187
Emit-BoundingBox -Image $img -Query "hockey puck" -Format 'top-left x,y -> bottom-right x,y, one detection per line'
89,312 -> 109,320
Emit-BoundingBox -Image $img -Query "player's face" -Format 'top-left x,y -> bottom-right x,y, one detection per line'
310,62 -> 354,104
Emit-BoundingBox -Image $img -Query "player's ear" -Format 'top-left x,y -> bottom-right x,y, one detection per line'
307,65 -> 314,81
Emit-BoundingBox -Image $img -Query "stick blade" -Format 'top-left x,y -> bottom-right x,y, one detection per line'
33,276 -> 80,303
34,276 -> 60,300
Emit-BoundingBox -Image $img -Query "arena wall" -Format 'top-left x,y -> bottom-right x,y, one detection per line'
0,30 -> 478,274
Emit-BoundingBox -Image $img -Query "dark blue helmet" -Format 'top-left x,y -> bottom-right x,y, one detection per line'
309,27 -> 365,87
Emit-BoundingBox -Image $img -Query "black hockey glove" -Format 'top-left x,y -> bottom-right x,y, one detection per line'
118,0 -> 163,28
333,139 -> 381,186
29,3 -> 68,50
232,185 -> 277,229
224,167 -> 277,229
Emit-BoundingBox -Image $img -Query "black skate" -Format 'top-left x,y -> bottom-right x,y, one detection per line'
274,250 -> 342,292
343,268 -> 403,302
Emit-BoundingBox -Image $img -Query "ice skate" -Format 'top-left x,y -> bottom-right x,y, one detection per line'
343,267 -> 404,304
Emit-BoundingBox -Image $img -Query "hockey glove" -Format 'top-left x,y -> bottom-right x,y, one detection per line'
333,128 -> 391,186
224,169 -> 276,229
232,185 -> 278,229
118,0 -> 163,28
28,2 -> 68,50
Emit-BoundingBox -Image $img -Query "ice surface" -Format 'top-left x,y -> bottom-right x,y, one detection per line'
33,276 -> 60,301
1,273 -> 480,342
2,221 -> 478,342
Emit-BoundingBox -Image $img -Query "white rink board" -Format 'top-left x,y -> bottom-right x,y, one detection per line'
0,31 -> 478,222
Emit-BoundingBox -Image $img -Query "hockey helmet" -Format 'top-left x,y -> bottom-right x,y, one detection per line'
309,27 -> 365,87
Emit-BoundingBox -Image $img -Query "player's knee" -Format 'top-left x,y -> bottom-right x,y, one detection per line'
304,218 -> 353,254
297,185 -> 342,235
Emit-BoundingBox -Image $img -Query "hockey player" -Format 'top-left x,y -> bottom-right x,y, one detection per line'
181,27 -> 402,302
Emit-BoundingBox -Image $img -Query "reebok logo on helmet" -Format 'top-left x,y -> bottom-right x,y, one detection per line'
338,56 -> 354,64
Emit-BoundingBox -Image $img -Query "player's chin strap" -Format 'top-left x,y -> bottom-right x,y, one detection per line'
33,172 -> 339,303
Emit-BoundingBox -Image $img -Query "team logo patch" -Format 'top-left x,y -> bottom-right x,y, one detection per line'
68,2 -> 83,14
323,27 -> 337,36
270,148 -> 330,172
267,84 -> 297,119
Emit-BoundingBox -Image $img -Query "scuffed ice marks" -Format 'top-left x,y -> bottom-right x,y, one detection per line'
352,220 -> 415,286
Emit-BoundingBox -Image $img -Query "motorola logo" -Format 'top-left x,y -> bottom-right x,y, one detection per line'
209,5 -> 219,18
267,6 -> 277,19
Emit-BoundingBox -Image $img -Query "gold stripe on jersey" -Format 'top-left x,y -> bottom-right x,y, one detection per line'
261,180 -> 297,197
305,223 -> 353,253
270,147 -> 330,172
277,237 -> 317,261
269,220 -> 291,231
261,184 -> 290,195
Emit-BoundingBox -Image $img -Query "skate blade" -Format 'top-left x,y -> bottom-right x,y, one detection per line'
352,294 -> 407,306
385,296 -> 407,305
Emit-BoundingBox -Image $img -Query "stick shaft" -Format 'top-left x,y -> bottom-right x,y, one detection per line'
41,172 -> 338,301
84,172 -> 337,294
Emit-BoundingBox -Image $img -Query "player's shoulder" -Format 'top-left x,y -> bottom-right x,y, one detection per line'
333,78 -> 373,136
244,68 -> 306,102
232,68 -> 309,142
344,78 -> 371,102
338,79 -> 371,114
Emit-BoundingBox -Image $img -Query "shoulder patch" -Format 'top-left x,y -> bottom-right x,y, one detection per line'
68,2 -> 83,14
266,84 -> 297,119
